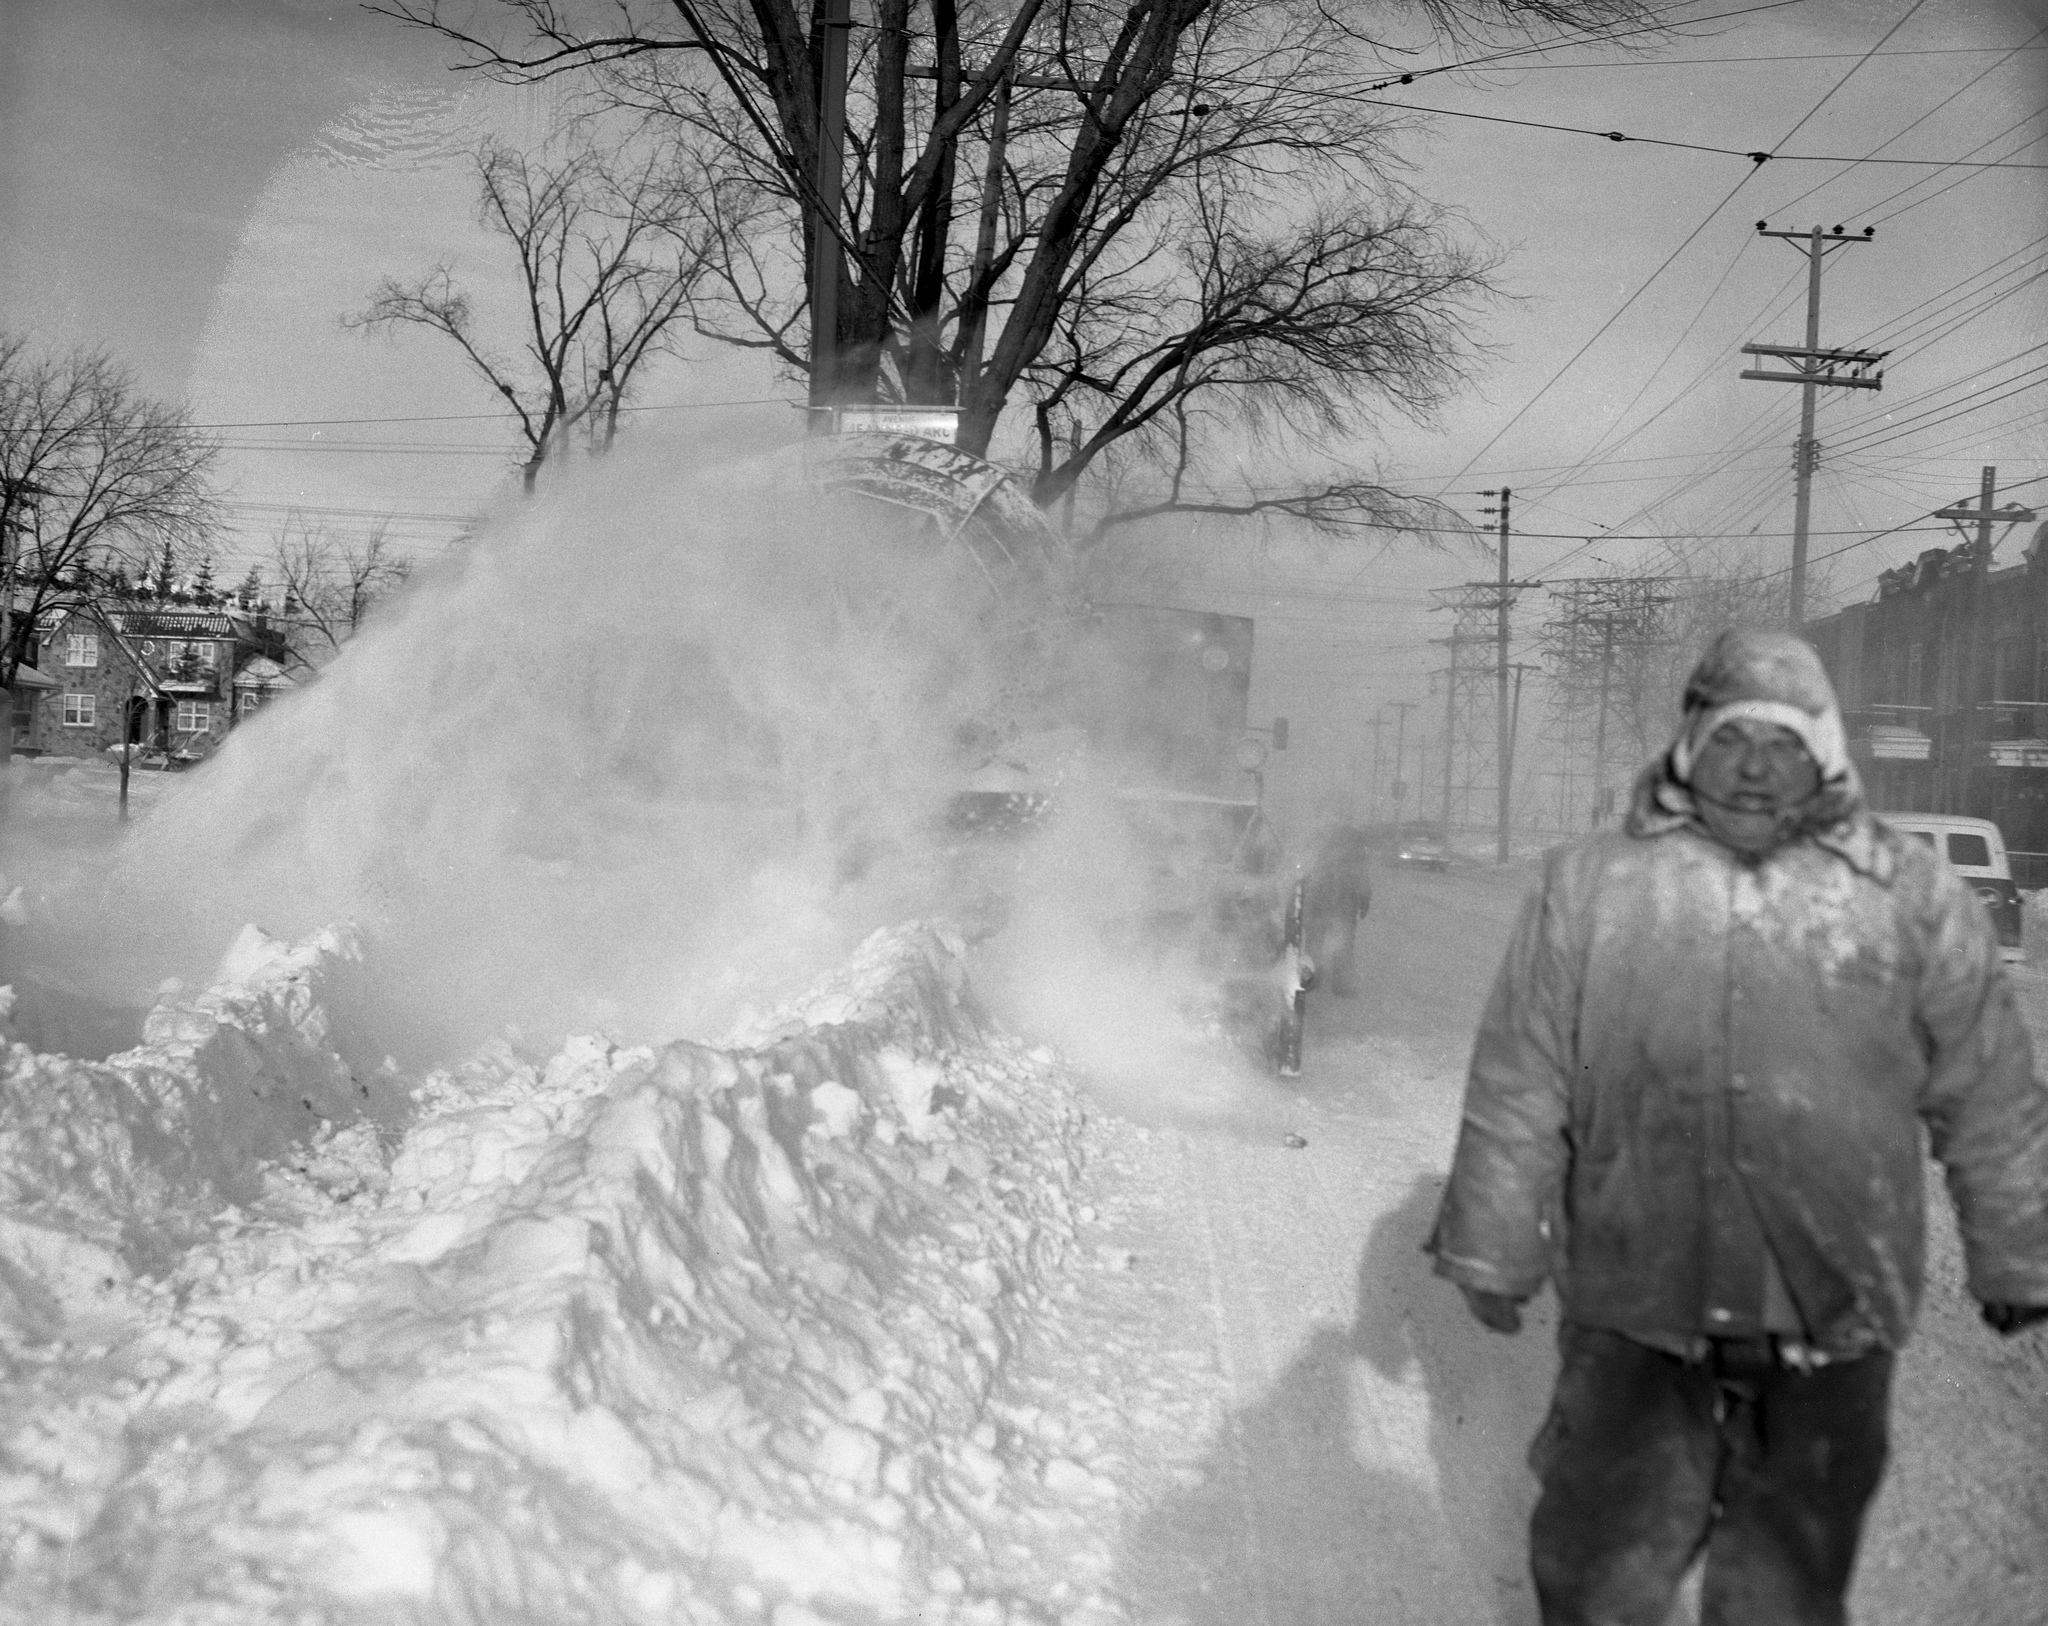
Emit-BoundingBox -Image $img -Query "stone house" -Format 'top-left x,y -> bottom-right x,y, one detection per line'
13,589 -> 296,762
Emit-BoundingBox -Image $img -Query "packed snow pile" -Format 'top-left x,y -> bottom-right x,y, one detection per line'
0,922 -> 1089,1625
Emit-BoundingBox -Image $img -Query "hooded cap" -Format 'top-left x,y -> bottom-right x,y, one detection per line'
1668,627 -> 1852,786
1629,627 -> 1877,867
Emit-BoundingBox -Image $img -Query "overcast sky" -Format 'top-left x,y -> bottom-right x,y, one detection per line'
3,0 -> 2044,785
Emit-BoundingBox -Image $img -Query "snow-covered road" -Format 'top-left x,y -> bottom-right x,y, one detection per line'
1004,862 -> 2048,1626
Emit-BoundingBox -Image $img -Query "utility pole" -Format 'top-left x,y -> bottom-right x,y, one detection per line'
1739,222 -> 1886,628
1440,633 -> 1460,847
1440,520 -> 1537,862
806,0 -> 852,430
1414,730 -> 1430,835
1368,709 -> 1386,819
1389,700 -> 1417,827
1590,614 -> 1620,828
1543,577 -> 1673,830
1936,465 -> 2038,810
1479,487 -> 1518,861
1508,660 -> 1540,835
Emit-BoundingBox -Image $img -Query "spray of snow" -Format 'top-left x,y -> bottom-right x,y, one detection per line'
969,793 -> 1281,1126
39,432 -> 1027,1067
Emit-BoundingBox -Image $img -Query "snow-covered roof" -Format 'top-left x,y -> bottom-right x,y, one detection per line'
233,656 -> 295,688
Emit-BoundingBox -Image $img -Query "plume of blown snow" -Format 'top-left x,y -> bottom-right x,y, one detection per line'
62,433 -> 1025,1067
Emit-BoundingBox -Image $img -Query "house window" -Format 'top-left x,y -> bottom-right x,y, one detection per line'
238,692 -> 261,717
65,632 -> 98,667
175,699 -> 211,733
1906,643 -> 1925,706
62,692 -> 96,727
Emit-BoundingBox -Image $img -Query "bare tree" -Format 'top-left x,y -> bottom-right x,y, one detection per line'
267,518 -> 415,668
1030,194 -> 1491,540
371,0 -> 1652,518
348,133 -> 713,490
0,337 -> 220,723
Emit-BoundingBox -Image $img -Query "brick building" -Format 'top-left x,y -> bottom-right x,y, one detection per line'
11,588 -> 295,762
1805,519 -> 2048,859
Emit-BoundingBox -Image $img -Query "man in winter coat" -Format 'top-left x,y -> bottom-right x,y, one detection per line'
1428,627 -> 2048,1626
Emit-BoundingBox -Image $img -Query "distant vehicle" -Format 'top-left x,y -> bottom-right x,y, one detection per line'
1395,826 -> 1452,872
1885,813 -> 2023,962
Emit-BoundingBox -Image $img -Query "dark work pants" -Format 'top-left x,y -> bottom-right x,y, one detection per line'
1528,1324 -> 1894,1626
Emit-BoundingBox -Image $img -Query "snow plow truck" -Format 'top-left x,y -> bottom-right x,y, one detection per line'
808,427 -> 1310,1075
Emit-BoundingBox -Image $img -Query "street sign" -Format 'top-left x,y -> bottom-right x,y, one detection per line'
833,405 -> 961,443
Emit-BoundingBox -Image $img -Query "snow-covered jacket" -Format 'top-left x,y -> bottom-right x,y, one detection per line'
1428,775 -> 2048,1357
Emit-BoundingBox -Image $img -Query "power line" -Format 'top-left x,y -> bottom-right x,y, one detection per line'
1867,110 -> 2048,227
1763,471 -> 2048,581
1334,91 -> 2047,168
1760,23 -> 2046,221
1429,3 -> 1930,504
1467,45 -> 2048,69
188,396 -> 794,430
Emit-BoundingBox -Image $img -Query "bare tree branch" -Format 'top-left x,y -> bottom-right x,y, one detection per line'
346,132 -> 713,488
0,338 -> 219,696
266,518 -> 415,668
373,0 -> 1658,521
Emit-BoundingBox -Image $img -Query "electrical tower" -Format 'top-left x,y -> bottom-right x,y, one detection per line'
1738,222 -> 1886,627
1429,584 -> 1512,842
1540,578 -> 1678,828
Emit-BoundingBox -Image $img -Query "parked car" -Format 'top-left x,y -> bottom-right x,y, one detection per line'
1394,826 -> 1452,872
1885,813 -> 2023,962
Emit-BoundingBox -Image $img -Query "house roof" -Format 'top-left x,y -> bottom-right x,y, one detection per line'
8,665 -> 59,690
233,656 -> 295,688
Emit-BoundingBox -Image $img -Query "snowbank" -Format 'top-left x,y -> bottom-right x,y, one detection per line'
0,923 -> 1086,1624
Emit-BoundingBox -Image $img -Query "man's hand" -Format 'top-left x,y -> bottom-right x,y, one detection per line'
1460,1285 -> 1526,1335
1981,1302 -> 2048,1336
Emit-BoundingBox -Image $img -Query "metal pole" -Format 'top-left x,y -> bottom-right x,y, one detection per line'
1507,661 -> 1535,839
1390,700 -> 1414,827
1441,634 -> 1457,846
1495,489 -> 1512,861
1368,710 -> 1385,821
1591,616 -> 1617,828
806,0 -> 851,428
1789,226 -> 1823,628
1966,464 -> 1997,809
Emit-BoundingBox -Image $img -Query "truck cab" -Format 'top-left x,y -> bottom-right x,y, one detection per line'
1884,813 -> 2024,962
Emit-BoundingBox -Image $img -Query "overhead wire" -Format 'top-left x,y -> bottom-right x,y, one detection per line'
1457,6 -> 2038,568
1421,0 -> 1931,512
1754,470 -> 2048,581
187,396 -> 793,431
